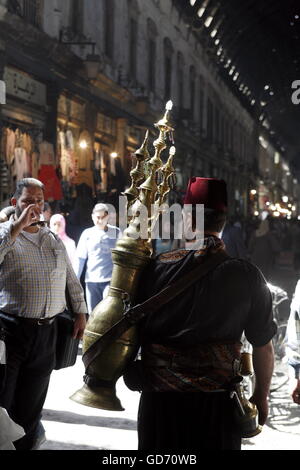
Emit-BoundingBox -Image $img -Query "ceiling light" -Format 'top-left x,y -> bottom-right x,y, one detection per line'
204,16 -> 213,27
197,7 -> 205,17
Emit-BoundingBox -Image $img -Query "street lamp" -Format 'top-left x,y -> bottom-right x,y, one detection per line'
59,29 -> 101,80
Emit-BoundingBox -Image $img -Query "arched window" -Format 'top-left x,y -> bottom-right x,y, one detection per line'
9,0 -> 43,27
177,52 -> 184,109
164,38 -> 173,101
104,0 -> 114,59
147,18 -> 157,93
199,75 -> 204,131
128,0 -> 140,80
189,65 -> 196,119
70,0 -> 83,35
207,97 -> 214,141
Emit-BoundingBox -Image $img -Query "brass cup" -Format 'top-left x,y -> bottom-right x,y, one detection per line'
240,352 -> 254,376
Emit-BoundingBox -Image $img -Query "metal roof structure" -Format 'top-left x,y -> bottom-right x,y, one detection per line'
173,0 -> 300,171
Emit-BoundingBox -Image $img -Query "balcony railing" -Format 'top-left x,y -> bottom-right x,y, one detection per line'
7,0 -> 40,27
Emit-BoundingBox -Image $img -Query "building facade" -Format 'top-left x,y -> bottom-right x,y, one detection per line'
0,0 -> 298,219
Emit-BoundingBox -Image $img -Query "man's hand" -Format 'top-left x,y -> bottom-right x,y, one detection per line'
251,341 -> 275,425
11,204 -> 41,239
290,379 -> 300,404
249,392 -> 269,425
73,313 -> 87,340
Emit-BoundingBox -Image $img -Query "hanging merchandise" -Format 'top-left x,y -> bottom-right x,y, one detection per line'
6,129 -> 16,166
110,154 -> 116,176
93,143 -> 102,193
38,165 -> 63,201
66,130 -> 74,150
100,150 -> 108,192
39,141 -> 56,166
0,159 -> 10,194
59,131 -> 68,181
31,151 -> 40,179
59,130 -> 78,185
77,130 -> 94,189
13,147 -> 30,181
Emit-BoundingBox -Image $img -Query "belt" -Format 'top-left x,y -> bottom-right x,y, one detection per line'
20,316 -> 57,326
0,312 -> 57,326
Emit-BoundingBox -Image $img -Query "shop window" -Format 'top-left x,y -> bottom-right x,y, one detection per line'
224,118 -> 229,150
147,18 -> 157,93
177,52 -> 184,109
207,98 -> 213,142
214,106 -> 220,144
164,38 -> 173,102
8,0 -> 42,27
129,18 -> 138,80
128,0 -> 140,81
104,0 -> 115,60
199,76 -> 204,131
70,0 -> 84,36
189,65 -> 196,119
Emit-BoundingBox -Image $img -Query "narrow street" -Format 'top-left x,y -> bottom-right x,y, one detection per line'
38,254 -> 300,452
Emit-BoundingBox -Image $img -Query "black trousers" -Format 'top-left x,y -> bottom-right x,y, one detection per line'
138,390 -> 242,451
0,318 -> 57,450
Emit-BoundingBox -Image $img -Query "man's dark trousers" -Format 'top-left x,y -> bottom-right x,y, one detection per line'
0,319 -> 57,450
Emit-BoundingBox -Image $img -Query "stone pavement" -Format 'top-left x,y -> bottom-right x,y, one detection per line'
40,353 -> 139,450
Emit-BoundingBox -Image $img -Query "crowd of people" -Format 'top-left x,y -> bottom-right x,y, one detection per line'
0,176 -> 300,451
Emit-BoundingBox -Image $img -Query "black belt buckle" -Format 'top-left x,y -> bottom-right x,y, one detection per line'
37,317 -> 55,326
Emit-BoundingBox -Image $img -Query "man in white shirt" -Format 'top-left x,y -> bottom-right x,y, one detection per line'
75,203 -> 120,314
0,178 -> 87,450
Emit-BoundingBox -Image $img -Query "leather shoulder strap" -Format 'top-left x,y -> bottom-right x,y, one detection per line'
82,251 -> 230,370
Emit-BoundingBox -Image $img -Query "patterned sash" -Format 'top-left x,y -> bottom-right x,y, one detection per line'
141,341 -> 242,392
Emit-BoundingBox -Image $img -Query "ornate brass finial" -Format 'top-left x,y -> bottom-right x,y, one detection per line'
139,101 -> 174,205
124,130 -> 150,205
155,145 -> 176,207
122,101 -> 176,252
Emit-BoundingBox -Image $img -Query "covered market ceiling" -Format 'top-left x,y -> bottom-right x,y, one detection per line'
174,0 -> 300,173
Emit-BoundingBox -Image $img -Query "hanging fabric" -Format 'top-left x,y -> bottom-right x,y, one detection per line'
38,165 -> 63,201
39,141 -> 56,166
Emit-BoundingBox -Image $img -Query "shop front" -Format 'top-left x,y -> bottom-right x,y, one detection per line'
0,65 -> 51,205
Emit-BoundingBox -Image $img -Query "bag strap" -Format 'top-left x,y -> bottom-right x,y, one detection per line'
82,250 -> 230,370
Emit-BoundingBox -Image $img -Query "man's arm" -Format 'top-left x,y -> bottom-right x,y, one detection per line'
250,341 -> 274,425
65,248 -> 88,339
0,206 -> 15,223
74,231 -> 88,279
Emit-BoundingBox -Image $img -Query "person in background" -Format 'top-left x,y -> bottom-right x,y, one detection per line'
222,217 -> 248,259
128,177 -> 276,451
50,213 -> 77,266
75,202 -> 120,314
248,218 -> 281,281
0,206 -> 15,223
284,279 -> 300,404
42,202 -> 52,226
0,178 -> 87,450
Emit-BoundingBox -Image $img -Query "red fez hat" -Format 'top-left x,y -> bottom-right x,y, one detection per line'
183,177 -> 227,211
